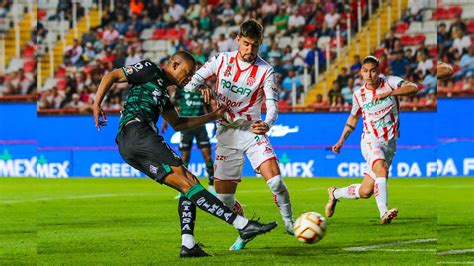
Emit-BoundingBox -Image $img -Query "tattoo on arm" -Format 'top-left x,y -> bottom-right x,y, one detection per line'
342,128 -> 353,142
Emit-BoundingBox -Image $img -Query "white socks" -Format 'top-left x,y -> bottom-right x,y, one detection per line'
267,175 -> 293,224
375,177 -> 388,217
333,184 -> 361,199
232,215 -> 248,229
182,234 -> 195,249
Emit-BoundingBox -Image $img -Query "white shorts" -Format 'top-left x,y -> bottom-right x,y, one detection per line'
361,133 -> 397,180
214,126 -> 277,182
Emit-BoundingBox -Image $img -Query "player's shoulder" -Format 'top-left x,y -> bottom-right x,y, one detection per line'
384,75 -> 405,89
255,55 -> 273,70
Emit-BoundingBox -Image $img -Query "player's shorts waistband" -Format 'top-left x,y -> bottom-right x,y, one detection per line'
126,118 -> 141,126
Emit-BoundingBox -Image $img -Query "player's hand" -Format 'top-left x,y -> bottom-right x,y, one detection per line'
93,104 -> 107,131
213,104 -> 229,119
372,91 -> 392,103
199,87 -> 213,103
251,120 -> 269,135
332,141 -> 343,154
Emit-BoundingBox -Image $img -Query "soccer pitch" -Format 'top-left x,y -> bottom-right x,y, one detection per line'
1,177 -> 472,265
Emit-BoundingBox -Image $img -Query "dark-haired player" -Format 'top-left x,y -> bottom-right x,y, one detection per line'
325,55 -> 418,224
92,51 -> 277,257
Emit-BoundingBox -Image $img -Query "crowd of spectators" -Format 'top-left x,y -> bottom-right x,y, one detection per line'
308,0 -> 440,111
36,0 -> 381,112
437,7 -> 474,97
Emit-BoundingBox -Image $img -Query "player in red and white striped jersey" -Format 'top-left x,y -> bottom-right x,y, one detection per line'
184,20 -> 294,250
325,56 -> 418,224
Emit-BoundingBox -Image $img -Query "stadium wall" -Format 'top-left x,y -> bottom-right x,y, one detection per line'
1,99 -> 473,178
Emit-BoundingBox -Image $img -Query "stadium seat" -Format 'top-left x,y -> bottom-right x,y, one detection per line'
165,28 -> 181,39
304,37 -> 317,48
374,48 -> 385,58
38,9 -> 47,20
57,78 -> 67,90
55,66 -> 67,78
152,28 -> 166,39
429,46 -> 437,58
317,36 -> 331,49
140,28 -> 154,40
278,36 -> 292,49
400,35 -> 426,46
468,20 -> 474,33
432,7 -> 448,20
330,37 -> 344,48
264,25 -> 277,36
23,60 -> 35,73
395,22 -> 409,34
447,6 -> 463,18
22,45 -> 35,58
303,24 -> 318,34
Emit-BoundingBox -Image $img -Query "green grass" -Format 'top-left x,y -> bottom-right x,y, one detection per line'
0,177 -> 472,265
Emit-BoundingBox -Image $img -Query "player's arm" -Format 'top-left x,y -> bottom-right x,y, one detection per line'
93,60 -> 159,131
332,113 -> 361,154
251,70 -> 279,135
162,103 -> 228,132
185,54 -> 221,102
93,68 -> 127,131
372,77 -> 418,103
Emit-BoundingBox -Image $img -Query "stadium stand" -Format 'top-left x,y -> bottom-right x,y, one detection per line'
0,0 -> 36,99
32,0 -> 444,113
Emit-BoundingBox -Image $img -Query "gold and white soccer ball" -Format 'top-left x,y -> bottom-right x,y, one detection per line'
294,212 -> 327,244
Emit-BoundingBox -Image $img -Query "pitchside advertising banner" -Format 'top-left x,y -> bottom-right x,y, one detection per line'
1,99 -> 473,178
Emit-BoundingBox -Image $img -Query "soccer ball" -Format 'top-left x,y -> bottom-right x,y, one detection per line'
294,212 -> 327,244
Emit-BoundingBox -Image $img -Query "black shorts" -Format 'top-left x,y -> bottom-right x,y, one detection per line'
179,125 -> 211,151
116,121 -> 183,183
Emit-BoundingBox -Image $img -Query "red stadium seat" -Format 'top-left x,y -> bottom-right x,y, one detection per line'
303,24 -> 317,34
400,35 -> 415,46
304,37 -> 317,48
165,28 -> 180,39
22,44 -> 35,58
374,48 -> 385,58
23,60 -> 35,73
447,6 -> 463,18
429,46 -> 437,58
330,37 -> 344,48
414,34 -> 426,44
395,22 -> 409,34
152,28 -> 166,39
38,9 -> 47,20
57,79 -> 67,90
467,20 -> 474,33
55,66 -> 67,78
432,7 -> 448,20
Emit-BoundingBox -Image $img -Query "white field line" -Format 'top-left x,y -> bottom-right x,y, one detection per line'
343,238 -> 437,251
438,249 -> 474,256
376,248 -> 436,252
437,262 -> 474,265
0,193 -> 154,204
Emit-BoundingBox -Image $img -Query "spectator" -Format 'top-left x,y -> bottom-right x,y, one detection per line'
291,41 -> 309,74
287,9 -> 306,34
341,77 -> 355,104
65,93 -> 85,110
450,27 -> 471,56
130,0 -> 144,16
336,67 -> 349,88
416,52 -> 434,77
405,0 -> 428,22
421,68 -> 436,95
384,28 -> 399,53
273,8 -> 289,35
102,24 -> 120,49
260,0 -> 278,25
460,46 -> 474,75
350,55 -> 362,75
328,81 -> 341,104
219,1 -> 235,25
299,0 -> 316,20
390,50 -> 410,78
217,33 -> 232,52
323,8 -> 340,36
168,0 -> 185,25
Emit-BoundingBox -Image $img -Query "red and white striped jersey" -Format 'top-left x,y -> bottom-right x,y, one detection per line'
185,51 -> 278,127
351,75 -> 405,141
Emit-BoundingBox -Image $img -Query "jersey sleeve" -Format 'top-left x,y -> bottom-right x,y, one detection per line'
262,69 -> 279,128
162,97 -> 175,112
386,75 -> 405,91
122,60 -> 159,84
350,93 -> 361,116
184,53 -> 223,92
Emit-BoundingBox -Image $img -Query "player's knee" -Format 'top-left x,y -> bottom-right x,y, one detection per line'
267,175 -> 287,193
359,189 -> 373,199
216,193 -> 235,208
373,161 -> 388,176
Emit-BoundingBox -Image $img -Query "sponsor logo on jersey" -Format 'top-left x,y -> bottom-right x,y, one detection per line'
247,76 -> 256,86
362,96 -> 391,110
125,66 -> 133,75
221,79 -> 252,96
216,155 -> 228,161
218,93 -> 244,107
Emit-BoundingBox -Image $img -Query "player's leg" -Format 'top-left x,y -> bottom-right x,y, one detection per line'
200,147 -> 215,192
258,159 -> 294,235
374,140 -> 398,224
117,123 -> 277,255
196,125 -> 215,193
246,134 -> 294,234
213,146 -> 250,250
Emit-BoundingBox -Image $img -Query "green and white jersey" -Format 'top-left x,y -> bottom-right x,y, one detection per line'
118,60 -> 174,133
178,90 -> 207,117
